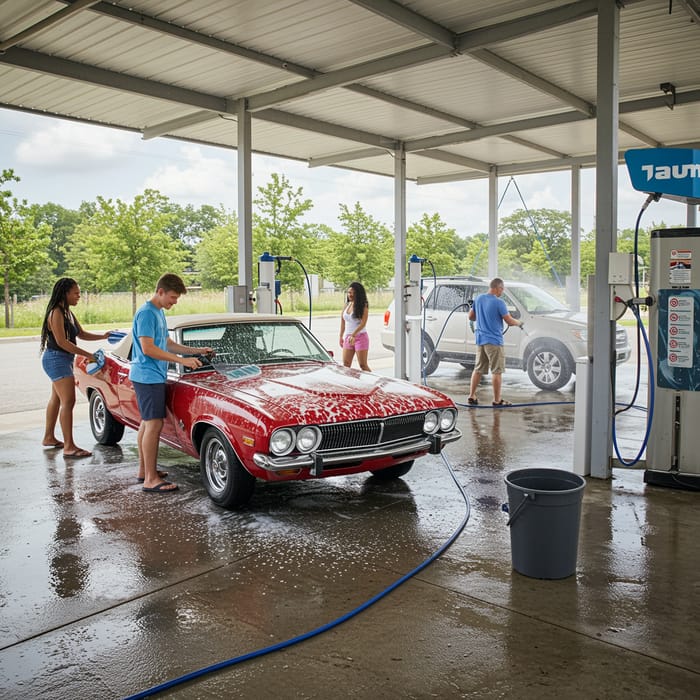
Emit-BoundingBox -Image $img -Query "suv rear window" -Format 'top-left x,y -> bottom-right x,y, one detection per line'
425,284 -> 467,311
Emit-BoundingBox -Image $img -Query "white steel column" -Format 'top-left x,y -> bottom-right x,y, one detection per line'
569,165 -> 582,311
688,202 -> 698,227
589,1 -> 619,479
394,143 -> 407,379
237,101 -> 253,306
488,168 -> 498,278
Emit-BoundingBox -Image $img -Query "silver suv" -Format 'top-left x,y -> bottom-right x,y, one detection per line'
381,276 -> 630,391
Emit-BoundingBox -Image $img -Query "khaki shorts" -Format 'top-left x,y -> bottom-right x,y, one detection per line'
474,344 -> 505,375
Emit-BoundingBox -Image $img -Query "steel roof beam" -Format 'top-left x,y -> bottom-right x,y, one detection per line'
56,0 -> 582,159
0,47 -> 233,114
416,139 -> 700,185
56,0 -> 317,78
415,149 -> 491,172
254,109 -> 398,150
243,2 -> 622,111
142,111 -> 217,141
346,0 -> 456,48
308,148 -> 389,168
470,47 -> 659,147
0,0 -> 101,52
406,112 -> 590,152
245,44 -> 453,112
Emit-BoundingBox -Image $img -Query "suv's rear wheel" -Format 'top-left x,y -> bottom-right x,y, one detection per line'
526,344 -> 573,390
422,333 -> 440,376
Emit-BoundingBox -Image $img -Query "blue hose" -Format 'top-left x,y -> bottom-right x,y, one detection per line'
124,453 -> 470,699
612,306 -> 655,467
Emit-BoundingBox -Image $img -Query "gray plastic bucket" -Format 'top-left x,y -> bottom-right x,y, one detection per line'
504,468 -> 586,579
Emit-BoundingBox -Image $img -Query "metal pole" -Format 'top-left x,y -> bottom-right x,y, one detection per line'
589,0 -> 619,479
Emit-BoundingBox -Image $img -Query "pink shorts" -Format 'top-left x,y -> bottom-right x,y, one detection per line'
343,332 -> 369,351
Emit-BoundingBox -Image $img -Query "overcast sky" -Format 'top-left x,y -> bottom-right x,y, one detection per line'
0,106 -> 691,238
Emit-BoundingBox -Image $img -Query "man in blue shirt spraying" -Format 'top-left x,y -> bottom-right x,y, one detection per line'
467,277 -> 523,407
130,273 -> 213,493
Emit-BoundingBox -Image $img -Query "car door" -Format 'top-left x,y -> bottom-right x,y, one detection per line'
466,283 -> 487,354
423,283 -> 469,355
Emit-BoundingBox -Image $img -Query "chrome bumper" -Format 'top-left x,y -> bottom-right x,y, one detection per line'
253,429 -> 462,473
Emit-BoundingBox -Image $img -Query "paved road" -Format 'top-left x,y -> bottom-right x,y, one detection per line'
0,314 -> 395,428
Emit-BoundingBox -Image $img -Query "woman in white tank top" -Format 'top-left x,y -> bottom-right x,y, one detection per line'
339,281 -> 371,371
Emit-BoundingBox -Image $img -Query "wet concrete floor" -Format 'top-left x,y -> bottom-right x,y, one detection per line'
1,358 -> 698,699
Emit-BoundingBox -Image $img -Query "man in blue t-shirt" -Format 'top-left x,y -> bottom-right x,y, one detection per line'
467,277 -> 523,407
130,273 -> 212,493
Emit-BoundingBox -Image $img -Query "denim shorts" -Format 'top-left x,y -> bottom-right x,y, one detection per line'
132,381 -> 167,421
42,349 -> 75,381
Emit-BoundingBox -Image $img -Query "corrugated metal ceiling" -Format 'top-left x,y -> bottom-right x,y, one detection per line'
1,0 -> 699,184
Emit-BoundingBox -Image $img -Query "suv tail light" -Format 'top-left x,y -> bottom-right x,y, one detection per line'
383,309 -> 391,326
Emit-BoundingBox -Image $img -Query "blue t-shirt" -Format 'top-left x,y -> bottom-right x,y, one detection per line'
129,301 -> 169,383
473,293 -> 508,346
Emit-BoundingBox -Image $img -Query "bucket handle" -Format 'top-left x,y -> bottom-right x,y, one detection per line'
503,492 -> 534,527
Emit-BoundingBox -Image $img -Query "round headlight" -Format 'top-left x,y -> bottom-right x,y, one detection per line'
296,426 -> 321,453
439,408 -> 457,432
423,410 -> 440,434
270,428 -> 295,455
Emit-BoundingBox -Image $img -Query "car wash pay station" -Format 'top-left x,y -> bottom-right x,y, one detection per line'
602,147 -> 700,490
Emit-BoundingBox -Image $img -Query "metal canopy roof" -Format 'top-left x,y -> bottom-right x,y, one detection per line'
1,0 -> 699,186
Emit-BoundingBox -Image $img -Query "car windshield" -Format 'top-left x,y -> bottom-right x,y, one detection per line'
506,285 -> 569,314
179,321 -> 332,368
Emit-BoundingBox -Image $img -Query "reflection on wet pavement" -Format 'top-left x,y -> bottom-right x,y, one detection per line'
0,363 -> 698,698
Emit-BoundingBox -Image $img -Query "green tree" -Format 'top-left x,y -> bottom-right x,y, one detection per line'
252,173 -> 316,292
0,169 -> 51,326
578,223 -> 656,292
327,202 -> 393,289
499,208 -> 572,283
67,189 -> 187,313
0,170 -> 50,328
195,212 -> 239,289
406,213 -> 462,275
458,233 -> 489,276
162,202 -> 226,246
15,202 -> 84,298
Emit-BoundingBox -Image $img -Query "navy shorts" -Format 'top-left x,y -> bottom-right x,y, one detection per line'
42,349 -> 75,381
132,381 -> 167,420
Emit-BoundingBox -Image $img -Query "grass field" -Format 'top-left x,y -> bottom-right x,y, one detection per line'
0,289 -> 396,337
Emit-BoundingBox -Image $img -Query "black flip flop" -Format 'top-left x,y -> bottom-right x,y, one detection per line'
137,470 -> 168,482
142,481 -> 179,493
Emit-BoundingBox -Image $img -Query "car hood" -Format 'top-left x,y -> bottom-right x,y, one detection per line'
529,309 -> 585,325
184,362 -> 451,423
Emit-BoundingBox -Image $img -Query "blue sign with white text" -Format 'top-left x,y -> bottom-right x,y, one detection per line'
625,148 -> 700,200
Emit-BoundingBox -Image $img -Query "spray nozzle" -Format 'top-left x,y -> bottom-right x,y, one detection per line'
642,192 -> 663,210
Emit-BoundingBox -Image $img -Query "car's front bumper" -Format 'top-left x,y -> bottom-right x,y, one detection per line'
253,429 -> 462,473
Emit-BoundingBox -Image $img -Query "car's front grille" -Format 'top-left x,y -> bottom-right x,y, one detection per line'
318,413 -> 426,451
616,328 -> 628,349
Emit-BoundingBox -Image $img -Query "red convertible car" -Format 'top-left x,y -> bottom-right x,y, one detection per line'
75,314 -> 461,508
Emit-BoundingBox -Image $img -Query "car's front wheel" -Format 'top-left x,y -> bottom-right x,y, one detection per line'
89,392 -> 125,445
526,343 -> 573,390
370,460 -> 414,479
200,427 -> 256,509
